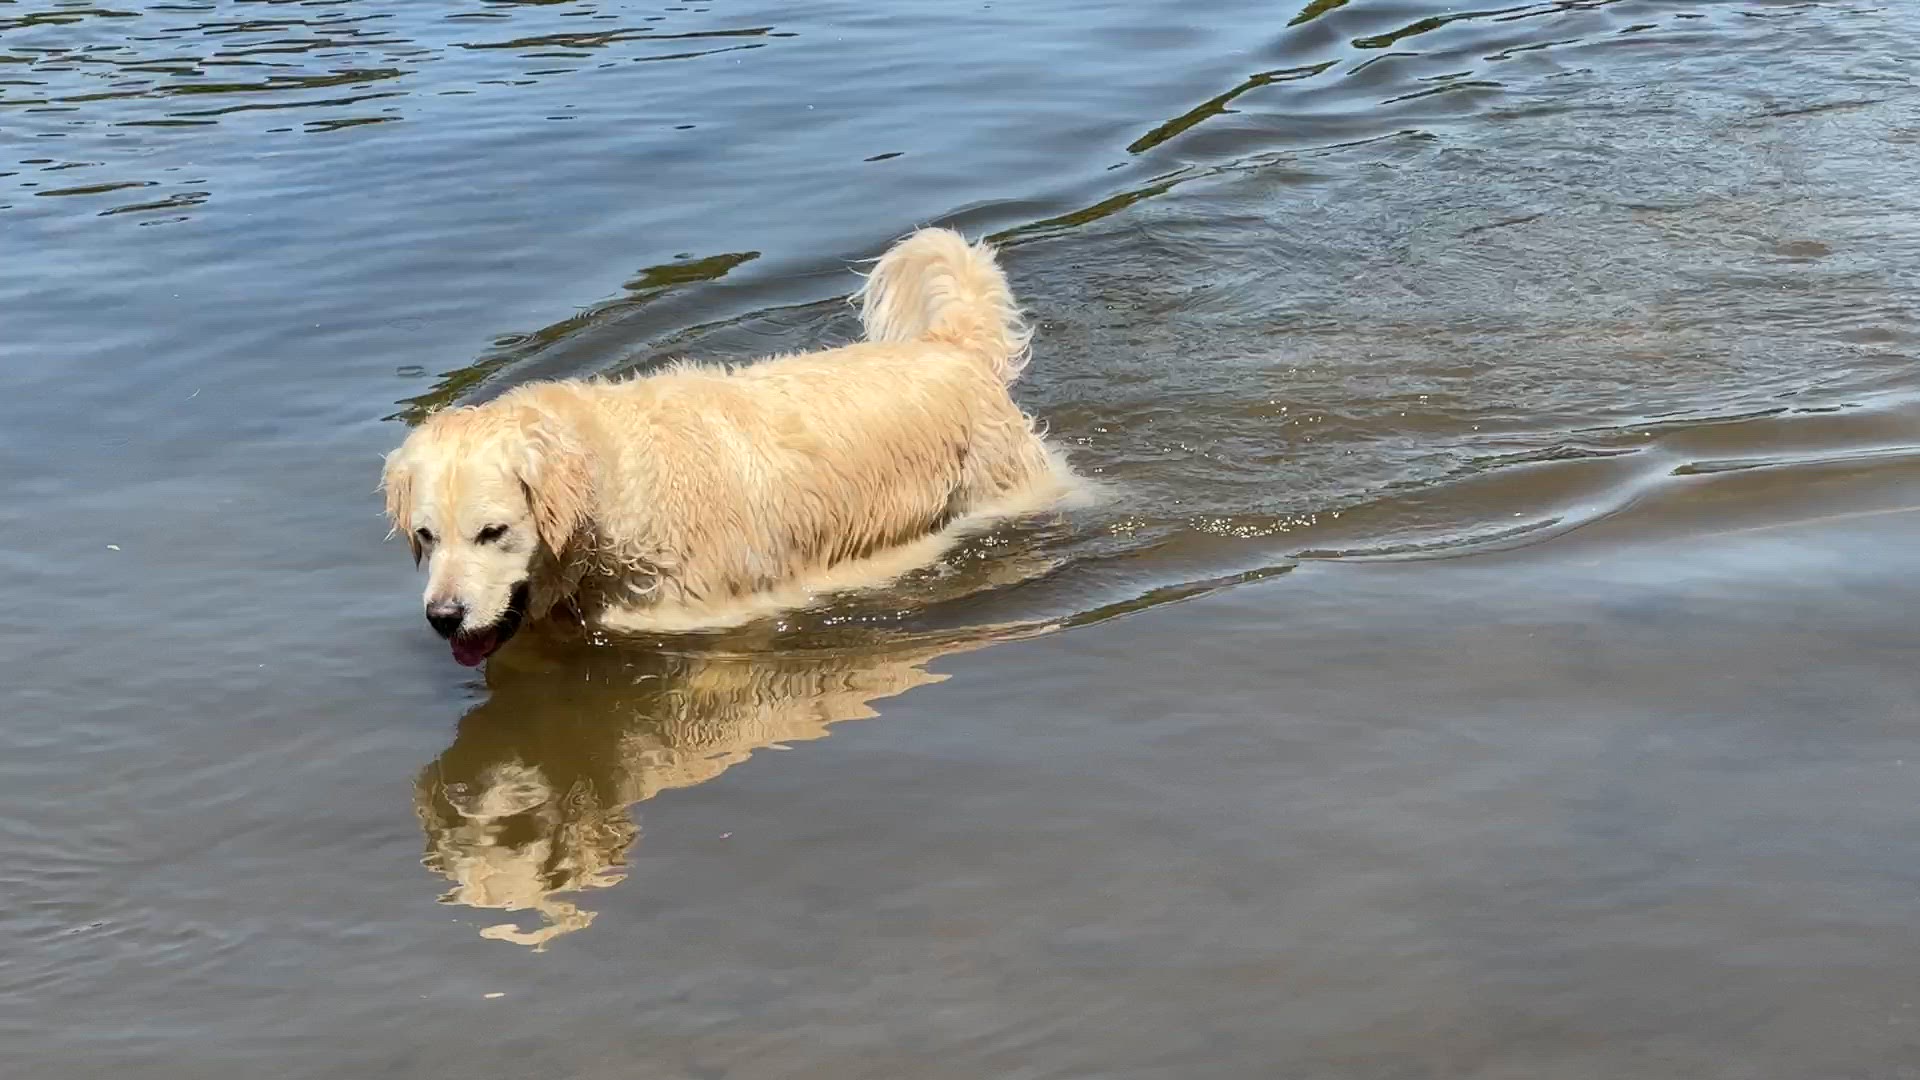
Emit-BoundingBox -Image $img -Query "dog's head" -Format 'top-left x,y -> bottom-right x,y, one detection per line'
381,403 -> 592,666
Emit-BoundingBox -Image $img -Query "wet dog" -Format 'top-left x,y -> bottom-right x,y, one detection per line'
380,228 -> 1074,665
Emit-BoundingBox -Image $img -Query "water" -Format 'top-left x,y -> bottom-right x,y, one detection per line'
7,0 -> 1920,1075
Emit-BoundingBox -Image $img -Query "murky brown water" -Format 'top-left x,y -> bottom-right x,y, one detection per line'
7,0 -> 1920,1076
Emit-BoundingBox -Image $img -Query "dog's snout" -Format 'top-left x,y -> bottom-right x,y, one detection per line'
425,600 -> 465,639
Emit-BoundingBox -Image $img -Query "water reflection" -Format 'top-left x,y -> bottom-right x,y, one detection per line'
413,629 -> 992,948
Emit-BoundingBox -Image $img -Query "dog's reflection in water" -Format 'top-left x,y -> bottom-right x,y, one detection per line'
414,628 -> 993,948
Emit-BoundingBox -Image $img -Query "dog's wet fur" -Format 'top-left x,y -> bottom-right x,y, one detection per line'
382,228 -> 1076,664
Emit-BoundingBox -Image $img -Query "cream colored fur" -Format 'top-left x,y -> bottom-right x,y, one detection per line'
382,228 -> 1075,653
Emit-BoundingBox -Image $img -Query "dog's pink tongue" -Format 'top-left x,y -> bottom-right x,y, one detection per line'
451,630 -> 497,668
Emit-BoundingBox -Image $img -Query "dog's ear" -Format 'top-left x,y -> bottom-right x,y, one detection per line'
381,448 -> 422,567
518,417 -> 593,554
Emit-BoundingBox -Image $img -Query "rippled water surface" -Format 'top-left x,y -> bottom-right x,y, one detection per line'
7,0 -> 1920,1076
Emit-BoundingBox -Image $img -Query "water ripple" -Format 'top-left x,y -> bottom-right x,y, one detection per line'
1,0 -> 793,220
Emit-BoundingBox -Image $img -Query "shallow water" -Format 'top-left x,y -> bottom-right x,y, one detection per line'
6,0 -> 1920,1075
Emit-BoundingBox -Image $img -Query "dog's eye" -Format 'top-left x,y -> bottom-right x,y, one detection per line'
414,527 -> 434,545
476,524 -> 509,544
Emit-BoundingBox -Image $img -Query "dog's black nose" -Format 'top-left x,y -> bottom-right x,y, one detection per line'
426,600 -> 464,639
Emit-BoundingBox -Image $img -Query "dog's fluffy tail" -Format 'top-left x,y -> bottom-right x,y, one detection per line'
856,228 -> 1030,383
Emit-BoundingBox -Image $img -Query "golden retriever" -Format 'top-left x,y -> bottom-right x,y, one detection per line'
381,228 -> 1075,665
